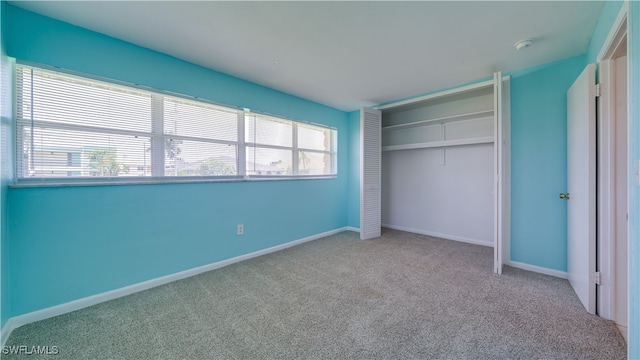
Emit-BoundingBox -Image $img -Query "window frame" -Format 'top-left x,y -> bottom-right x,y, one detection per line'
13,62 -> 338,187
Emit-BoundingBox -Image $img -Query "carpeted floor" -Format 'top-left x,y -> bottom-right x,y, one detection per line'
4,229 -> 627,359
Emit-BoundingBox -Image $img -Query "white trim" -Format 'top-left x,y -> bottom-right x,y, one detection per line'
1,227 -> 350,344
597,1 -> 629,62
16,119 -> 154,139
375,76 -> 511,111
1,318 -> 15,347
598,59 -> 615,320
237,110 -> 246,177
596,7 -> 629,327
381,110 -> 494,131
616,324 -> 628,343
12,174 -> 337,188
507,261 -> 568,279
376,79 -> 494,110
500,78 -> 512,269
292,123 -> 299,174
345,226 -> 360,233
381,136 -> 494,152
494,71 -> 503,275
382,224 -> 492,248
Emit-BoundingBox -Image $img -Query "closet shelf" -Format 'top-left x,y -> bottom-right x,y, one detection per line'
382,110 -> 494,131
382,136 -> 494,152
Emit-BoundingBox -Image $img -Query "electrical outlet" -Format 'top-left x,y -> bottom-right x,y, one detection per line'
237,224 -> 244,235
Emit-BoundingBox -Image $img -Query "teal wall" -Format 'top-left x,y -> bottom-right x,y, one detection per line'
0,0 -> 14,332
0,0 -> 6,331
8,181 -> 346,315
2,4 -> 349,317
347,110 -> 360,229
509,56 -> 586,271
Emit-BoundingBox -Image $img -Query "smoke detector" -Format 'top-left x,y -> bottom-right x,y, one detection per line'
514,39 -> 534,50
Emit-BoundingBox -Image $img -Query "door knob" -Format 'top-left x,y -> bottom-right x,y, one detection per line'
559,193 -> 570,199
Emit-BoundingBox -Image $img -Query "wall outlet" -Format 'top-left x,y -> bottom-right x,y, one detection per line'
237,224 -> 244,235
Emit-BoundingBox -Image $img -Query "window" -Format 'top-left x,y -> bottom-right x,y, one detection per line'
246,114 -> 293,175
245,113 -> 337,176
163,97 -> 239,177
15,64 -> 337,183
16,66 -> 153,178
297,123 -> 336,175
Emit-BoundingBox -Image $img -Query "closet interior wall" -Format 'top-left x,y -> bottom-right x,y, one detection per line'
381,85 -> 496,247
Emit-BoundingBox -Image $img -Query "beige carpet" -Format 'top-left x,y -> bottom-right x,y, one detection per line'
4,229 -> 627,359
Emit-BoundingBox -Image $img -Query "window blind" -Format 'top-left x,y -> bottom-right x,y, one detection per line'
15,64 -> 336,183
163,96 -> 238,176
16,65 -> 153,178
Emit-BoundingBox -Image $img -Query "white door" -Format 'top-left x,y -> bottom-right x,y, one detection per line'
360,108 -> 382,240
566,64 -> 597,314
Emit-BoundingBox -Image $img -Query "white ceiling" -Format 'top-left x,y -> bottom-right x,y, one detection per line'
11,1 -> 604,111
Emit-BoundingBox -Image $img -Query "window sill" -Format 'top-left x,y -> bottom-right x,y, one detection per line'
10,175 -> 338,189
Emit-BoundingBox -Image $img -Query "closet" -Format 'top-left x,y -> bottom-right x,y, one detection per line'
361,73 -> 509,273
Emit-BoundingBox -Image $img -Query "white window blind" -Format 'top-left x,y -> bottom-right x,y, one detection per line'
298,123 -> 335,175
15,64 -> 337,184
16,65 -> 153,178
244,114 -> 337,176
163,97 -> 238,176
246,114 -> 293,175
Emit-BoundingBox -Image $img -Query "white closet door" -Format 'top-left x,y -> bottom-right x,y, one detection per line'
361,108 -> 382,240
493,72 -> 512,275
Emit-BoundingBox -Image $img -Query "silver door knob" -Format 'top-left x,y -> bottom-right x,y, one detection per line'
559,193 -> 570,199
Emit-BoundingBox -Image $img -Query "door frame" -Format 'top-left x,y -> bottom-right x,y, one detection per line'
596,1 -> 628,336
494,72 -> 511,274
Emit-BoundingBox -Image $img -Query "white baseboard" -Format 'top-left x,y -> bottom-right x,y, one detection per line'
507,260 -> 568,279
345,226 -> 360,233
1,226 -> 350,346
1,318 -> 14,348
382,224 -> 493,248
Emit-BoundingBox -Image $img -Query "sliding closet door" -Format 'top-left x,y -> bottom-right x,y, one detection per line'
361,108 -> 382,240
